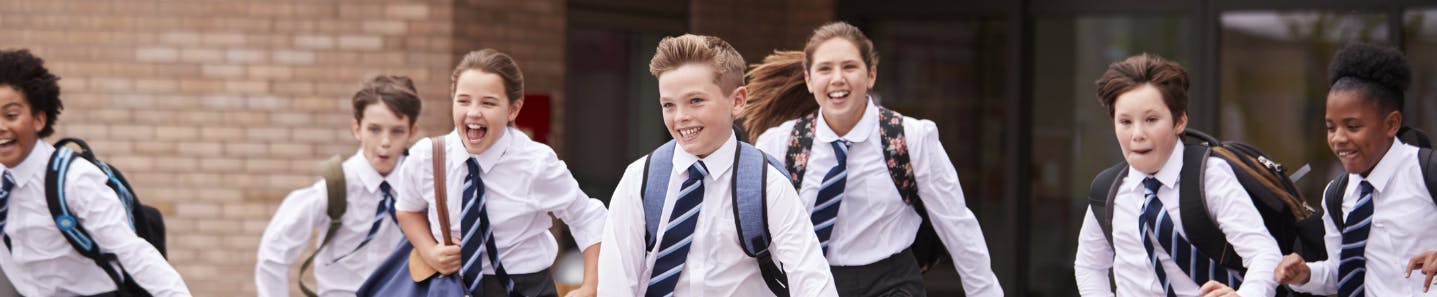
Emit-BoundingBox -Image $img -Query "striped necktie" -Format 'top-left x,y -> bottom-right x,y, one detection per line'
331,181 -> 396,262
1338,180 -> 1374,297
1139,177 -> 1243,296
812,140 -> 851,253
0,172 -> 12,250
646,161 -> 708,297
460,158 -> 520,297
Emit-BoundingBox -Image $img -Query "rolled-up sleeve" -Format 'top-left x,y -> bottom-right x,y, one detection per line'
532,151 -> 607,250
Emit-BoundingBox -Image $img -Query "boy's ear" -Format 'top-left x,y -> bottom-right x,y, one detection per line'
1174,112 -> 1188,133
1383,110 -> 1403,138
730,86 -> 748,117
867,65 -> 878,90
32,113 -> 45,135
351,118 -> 362,141
506,99 -> 525,124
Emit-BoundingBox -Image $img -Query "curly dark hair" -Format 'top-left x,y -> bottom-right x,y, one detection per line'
1328,43 -> 1410,113
0,49 -> 62,138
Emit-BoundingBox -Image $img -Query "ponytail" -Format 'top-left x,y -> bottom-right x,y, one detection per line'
742,50 -> 818,142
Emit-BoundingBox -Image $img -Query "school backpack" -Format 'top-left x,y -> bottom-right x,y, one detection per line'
785,106 -> 947,272
642,139 -> 793,297
45,138 -> 167,297
296,155 -> 349,297
1087,129 -> 1327,295
1322,126 -> 1437,230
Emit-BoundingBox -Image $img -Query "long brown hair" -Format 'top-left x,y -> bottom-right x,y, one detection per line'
741,51 -> 814,142
452,49 -> 525,103
741,22 -> 880,142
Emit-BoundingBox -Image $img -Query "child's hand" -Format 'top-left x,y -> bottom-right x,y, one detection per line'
1198,281 -> 1238,297
1407,250 -> 1437,292
563,285 -> 596,297
424,237 -> 463,275
1274,253 -> 1311,285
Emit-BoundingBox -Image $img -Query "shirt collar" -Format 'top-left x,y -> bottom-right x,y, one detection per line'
1129,141 -> 1184,191
671,131 -> 737,181
815,96 -> 878,144
343,150 -> 391,195
12,139 -> 55,189
1353,138 -> 1412,194
449,126 -> 514,174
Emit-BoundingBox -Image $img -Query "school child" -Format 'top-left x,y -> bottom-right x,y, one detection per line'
596,34 -> 838,296
392,49 -> 607,297
743,22 -> 1001,296
255,75 -> 421,296
1274,43 -> 1437,296
1071,54 -> 1284,297
0,49 -> 190,296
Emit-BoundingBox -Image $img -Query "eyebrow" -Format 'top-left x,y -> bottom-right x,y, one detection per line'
1,103 -> 18,109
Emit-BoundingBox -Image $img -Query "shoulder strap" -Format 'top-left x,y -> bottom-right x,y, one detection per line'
876,107 -> 920,205
732,142 -> 790,297
300,155 -> 346,297
784,112 -> 819,189
1088,163 -> 1127,247
1176,142 -> 1245,271
641,140 -> 677,251
1324,176 -> 1348,229
432,137 -> 452,246
1420,147 -> 1437,208
45,146 -> 129,289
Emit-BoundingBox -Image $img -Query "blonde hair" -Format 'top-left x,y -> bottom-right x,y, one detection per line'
648,34 -> 746,93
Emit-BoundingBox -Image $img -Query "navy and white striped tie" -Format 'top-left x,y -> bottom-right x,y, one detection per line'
812,140 -> 851,253
1138,177 -> 1243,296
460,158 -> 520,297
332,181 -> 396,262
0,172 -> 12,251
646,161 -> 708,297
1338,181 -> 1374,297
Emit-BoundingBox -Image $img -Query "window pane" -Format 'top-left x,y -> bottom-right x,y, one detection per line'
1219,11 -> 1389,201
1406,9 -> 1437,140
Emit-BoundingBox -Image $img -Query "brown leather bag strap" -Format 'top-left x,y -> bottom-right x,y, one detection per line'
432,137 -> 453,246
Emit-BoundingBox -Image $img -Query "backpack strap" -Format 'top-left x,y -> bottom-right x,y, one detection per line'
1420,147 -> 1437,208
641,141 -> 678,251
733,142 -> 791,297
299,155 -> 346,297
1176,140 -> 1246,272
875,107 -> 920,205
45,146 -> 130,290
1087,163 -> 1128,247
784,112 -> 819,188
1324,176 -> 1349,230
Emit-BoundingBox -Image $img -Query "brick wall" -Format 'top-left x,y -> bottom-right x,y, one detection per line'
689,0 -> 833,62
0,0 -> 564,295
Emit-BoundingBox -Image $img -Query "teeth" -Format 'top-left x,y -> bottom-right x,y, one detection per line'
828,91 -> 849,98
467,124 -> 481,129
0,139 -> 11,145
679,127 -> 702,137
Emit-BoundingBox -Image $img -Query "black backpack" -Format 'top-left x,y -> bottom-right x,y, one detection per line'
45,138 -> 167,297
785,106 -> 946,272
1322,127 -> 1437,230
1087,129 -> 1326,294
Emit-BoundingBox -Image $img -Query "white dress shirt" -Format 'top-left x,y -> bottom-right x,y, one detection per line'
255,151 -> 406,297
394,128 -> 607,274
1074,142 -> 1282,297
0,140 -> 190,296
597,133 -> 838,297
754,100 -> 1003,296
1290,140 -> 1437,296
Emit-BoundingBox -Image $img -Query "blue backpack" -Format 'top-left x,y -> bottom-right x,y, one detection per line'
640,140 -> 792,297
46,138 -> 167,297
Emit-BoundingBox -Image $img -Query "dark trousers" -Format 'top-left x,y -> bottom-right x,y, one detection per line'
477,269 -> 559,297
831,249 -> 927,297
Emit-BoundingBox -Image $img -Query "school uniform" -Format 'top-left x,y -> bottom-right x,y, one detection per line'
1289,140 -> 1437,296
393,128 -> 607,296
754,101 -> 1002,296
0,140 -> 190,296
1073,142 -> 1282,297
597,133 -> 839,296
255,151 -> 406,297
